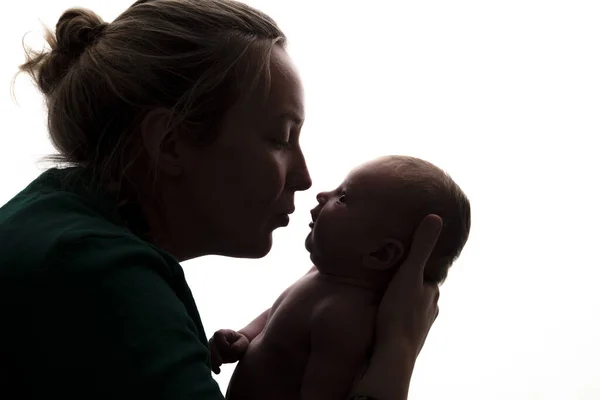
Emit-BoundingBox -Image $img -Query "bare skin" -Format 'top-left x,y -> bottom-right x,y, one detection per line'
211,215 -> 443,400
225,269 -> 378,400
212,159 -> 450,400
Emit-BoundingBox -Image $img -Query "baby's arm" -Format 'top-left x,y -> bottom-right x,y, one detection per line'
211,266 -> 318,372
300,302 -> 376,400
238,308 -> 269,342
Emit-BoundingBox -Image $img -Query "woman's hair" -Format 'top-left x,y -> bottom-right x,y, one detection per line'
17,0 -> 285,193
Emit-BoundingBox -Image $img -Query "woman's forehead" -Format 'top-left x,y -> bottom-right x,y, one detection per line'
247,48 -> 303,118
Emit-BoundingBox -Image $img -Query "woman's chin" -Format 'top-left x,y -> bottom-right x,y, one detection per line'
240,233 -> 273,259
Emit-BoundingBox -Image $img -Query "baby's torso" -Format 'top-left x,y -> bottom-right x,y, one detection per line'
226,270 -> 377,400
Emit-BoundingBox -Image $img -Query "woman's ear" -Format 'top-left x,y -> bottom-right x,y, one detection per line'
362,238 -> 404,271
140,108 -> 182,176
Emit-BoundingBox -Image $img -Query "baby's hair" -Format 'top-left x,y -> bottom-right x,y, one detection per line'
381,155 -> 471,284
15,0 -> 285,198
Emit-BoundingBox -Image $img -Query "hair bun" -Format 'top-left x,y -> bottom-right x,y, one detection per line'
19,8 -> 107,95
55,8 -> 107,56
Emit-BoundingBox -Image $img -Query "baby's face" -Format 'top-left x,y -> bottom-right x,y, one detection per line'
305,160 -> 416,268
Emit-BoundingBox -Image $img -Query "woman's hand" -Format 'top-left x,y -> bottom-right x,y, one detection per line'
376,214 -> 442,356
350,214 -> 442,400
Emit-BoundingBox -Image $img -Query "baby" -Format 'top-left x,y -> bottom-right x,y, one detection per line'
210,155 -> 471,400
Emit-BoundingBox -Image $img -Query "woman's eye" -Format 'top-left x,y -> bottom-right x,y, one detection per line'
269,138 -> 292,150
275,141 -> 292,150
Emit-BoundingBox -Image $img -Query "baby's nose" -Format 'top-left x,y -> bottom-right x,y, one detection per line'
316,192 -> 327,204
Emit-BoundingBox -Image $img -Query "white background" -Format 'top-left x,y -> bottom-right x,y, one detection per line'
2,1 -> 599,399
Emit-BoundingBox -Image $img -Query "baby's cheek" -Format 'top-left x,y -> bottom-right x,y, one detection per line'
318,223 -> 350,254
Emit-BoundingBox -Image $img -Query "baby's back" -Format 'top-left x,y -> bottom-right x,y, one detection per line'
227,270 -> 378,400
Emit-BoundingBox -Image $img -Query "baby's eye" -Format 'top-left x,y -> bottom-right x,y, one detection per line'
337,192 -> 347,204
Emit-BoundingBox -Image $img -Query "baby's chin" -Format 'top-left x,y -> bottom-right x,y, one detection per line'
305,236 -> 320,267
304,228 -> 314,250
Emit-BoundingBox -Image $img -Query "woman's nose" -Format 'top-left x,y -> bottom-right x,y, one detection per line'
287,150 -> 312,192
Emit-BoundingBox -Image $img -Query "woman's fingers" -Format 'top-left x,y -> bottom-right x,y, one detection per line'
400,214 -> 443,284
424,282 -> 440,317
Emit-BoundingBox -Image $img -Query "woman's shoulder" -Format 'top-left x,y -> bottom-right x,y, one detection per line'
0,167 -> 177,281
0,171 -> 221,398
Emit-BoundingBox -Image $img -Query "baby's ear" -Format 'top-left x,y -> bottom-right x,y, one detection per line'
362,238 -> 404,271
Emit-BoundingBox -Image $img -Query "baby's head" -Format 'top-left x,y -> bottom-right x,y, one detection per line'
305,155 -> 470,284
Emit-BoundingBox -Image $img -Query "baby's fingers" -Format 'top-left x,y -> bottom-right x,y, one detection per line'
209,337 -> 224,374
231,336 -> 249,354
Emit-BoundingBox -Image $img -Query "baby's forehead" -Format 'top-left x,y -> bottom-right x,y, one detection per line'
345,162 -> 405,190
345,170 -> 404,202
345,160 -> 431,203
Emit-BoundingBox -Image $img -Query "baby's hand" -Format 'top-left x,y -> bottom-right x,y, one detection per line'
208,329 -> 250,374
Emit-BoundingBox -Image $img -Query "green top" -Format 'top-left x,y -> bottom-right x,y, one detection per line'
0,168 -> 224,399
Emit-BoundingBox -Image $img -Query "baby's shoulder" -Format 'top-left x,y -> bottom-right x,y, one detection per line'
309,293 -> 376,350
314,291 -> 377,327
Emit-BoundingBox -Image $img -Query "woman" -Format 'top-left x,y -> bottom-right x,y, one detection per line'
0,0 -> 441,399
